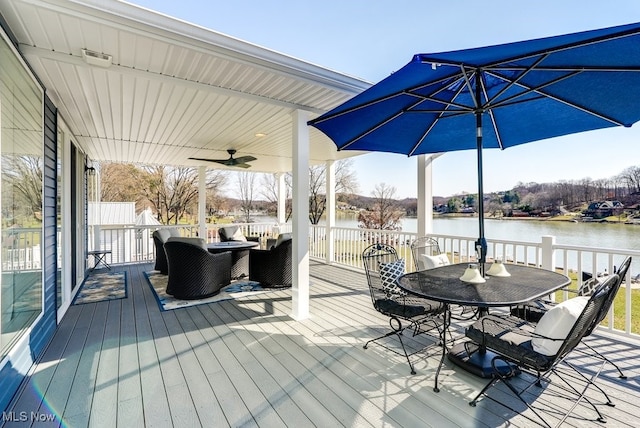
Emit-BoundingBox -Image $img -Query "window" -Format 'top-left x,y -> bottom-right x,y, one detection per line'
1,32 -> 44,359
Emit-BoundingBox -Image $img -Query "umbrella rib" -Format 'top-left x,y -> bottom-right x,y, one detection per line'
339,110 -> 404,150
406,78 -> 477,113
309,69 -> 471,125
417,26 -> 640,76
486,69 -> 626,126
479,74 -> 505,150
485,55 -> 548,107
308,91 -> 413,124
339,96 -> 429,150
485,68 -> 581,108
481,26 -> 640,71
408,121 -> 439,157
490,65 -> 640,72
407,68 -> 476,156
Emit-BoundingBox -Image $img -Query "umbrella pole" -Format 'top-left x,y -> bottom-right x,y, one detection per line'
475,110 -> 487,276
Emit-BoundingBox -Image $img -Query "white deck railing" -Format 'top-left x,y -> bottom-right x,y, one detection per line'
308,225 -> 640,339
35,221 -> 634,339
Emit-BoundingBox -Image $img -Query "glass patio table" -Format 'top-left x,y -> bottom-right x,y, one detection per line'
397,263 -> 570,392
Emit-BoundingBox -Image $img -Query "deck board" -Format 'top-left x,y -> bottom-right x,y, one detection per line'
3,260 -> 640,427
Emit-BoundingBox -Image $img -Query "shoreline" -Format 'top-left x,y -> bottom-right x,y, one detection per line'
434,213 -> 631,224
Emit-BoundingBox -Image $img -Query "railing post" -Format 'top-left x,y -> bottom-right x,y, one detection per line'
541,235 -> 556,271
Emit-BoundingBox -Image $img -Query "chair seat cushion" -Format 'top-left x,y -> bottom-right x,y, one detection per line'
375,298 -> 428,318
532,296 -> 589,356
466,314 -> 554,369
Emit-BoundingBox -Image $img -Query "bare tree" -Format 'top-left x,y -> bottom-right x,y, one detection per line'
236,172 -> 257,222
308,159 -> 359,224
261,173 -> 292,221
140,166 -> 214,224
100,162 -> 146,210
1,155 -> 43,222
205,170 -> 229,217
357,183 -> 403,230
259,159 -> 358,224
618,166 -> 640,195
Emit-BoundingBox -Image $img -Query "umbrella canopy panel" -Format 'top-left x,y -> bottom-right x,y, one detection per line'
309,22 -> 640,156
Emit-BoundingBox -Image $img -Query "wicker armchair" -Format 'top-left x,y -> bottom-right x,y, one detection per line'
248,233 -> 292,287
152,228 -> 182,274
164,237 -> 232,299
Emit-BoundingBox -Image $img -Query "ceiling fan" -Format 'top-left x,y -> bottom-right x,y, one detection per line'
189,149 -> 257,168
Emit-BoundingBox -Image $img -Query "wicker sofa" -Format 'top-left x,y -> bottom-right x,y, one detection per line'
164,237 -> 232,299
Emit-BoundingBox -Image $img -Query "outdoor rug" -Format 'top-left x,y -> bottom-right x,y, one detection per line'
144,271 -> 281,311
73,271 -> 127,305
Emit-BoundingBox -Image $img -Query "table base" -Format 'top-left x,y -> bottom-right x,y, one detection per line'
447,341 -> 520,379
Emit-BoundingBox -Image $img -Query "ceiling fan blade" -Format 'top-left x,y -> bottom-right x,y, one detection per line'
234,155 -> 257,163
189,157 -> 252,168
188,157 -> 225,163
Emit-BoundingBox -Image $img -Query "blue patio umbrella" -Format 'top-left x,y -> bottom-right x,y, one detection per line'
309,22 -> 640,272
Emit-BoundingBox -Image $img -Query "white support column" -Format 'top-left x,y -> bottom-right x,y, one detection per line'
417,154 -> 436,238
276,172 -> 286,225
198,166 -> 207,241
291,109 -> 310,320
325,160 -> 335,264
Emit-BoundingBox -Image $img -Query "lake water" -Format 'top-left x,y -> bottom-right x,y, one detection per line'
258,214 -> 640,251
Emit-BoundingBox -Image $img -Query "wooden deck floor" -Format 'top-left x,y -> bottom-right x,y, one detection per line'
4,261 -> 640,427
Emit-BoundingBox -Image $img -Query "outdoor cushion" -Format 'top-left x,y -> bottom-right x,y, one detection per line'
420,253 -> 450,270
219,226 -> 247,242
273,232 -> 292,248
155,227 -> 180,243
153,228 -> 183,274
166,236 -> 207,250
532,296 -> 589,356
578,276 -> 600,296
379,258 -> 407,296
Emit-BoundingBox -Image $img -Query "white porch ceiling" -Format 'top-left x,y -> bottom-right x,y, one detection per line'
0,0 -> 371,172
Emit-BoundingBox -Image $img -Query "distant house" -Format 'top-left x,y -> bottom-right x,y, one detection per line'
584,200 -> 624,219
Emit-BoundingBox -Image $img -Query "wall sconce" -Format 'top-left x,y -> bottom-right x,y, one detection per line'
85,160 -> 96,176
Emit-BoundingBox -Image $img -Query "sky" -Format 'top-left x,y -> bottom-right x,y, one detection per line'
128,0 -> 640,198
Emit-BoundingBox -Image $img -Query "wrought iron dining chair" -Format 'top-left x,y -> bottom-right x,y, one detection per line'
410,236 -> 478,320
511,256 -> 631,379
362,243 -> 445,374
465,274 -> 619,427
410,236 -> 446,271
